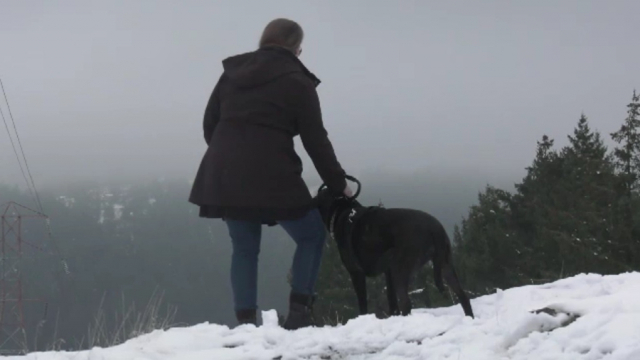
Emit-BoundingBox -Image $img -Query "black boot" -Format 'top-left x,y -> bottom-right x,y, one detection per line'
283,293 -> 316,330
235,309 -> 257,326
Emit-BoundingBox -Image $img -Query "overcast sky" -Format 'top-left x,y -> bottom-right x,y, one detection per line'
1,1 -> 638,189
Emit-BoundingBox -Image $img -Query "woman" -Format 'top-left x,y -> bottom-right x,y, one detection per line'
189,18 -> 351,330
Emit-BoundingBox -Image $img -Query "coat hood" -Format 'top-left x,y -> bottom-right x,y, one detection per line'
221,46 -> 320,89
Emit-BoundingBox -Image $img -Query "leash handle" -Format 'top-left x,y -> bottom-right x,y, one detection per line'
344,175 -> 361,200
318,174 -> 361,200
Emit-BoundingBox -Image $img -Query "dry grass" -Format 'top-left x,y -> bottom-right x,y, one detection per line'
79,288 -> 178,349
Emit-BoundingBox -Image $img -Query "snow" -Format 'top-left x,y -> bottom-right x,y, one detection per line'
113,204 -> 124,220
56,196 -> 75,208
10,272 -> 640,360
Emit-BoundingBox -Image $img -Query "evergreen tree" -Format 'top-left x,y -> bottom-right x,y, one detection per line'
610,90 -> 640,265
511,135 -> 568,280
558,114 -> 619,274
455,186 -> 530,294
611,90 -> 640,195
458,114 -> 628,294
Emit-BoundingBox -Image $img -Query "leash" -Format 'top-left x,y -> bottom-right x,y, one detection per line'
327,200 -> 352,241
323,195 -> 372,274
329,207 -> 339,241
319,175 -> 364,272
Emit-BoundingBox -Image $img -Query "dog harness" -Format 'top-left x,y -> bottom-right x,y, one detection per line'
329,202 -> 383,274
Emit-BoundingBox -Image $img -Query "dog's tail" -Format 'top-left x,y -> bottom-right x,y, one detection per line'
433,227 -> 475,318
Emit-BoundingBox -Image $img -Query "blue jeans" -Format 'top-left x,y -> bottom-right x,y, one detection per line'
225,208 -> 326,311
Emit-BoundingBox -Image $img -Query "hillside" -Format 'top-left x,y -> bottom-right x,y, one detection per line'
8,272 -> 640,360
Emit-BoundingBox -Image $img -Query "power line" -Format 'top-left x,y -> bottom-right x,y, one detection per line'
0,77 -> 43,213
0,77 -> 70,275
0,94 -> 37,207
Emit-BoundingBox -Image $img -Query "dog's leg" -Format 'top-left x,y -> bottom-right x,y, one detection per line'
441,263 -> 474,319
349,271 -> 368,315
390,262 -> 412,316
385,269 -> 399,316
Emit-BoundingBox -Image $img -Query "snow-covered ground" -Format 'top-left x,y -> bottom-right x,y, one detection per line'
9,272 -> 640,360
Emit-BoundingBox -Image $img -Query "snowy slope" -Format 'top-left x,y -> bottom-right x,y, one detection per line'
9,272 -> 640,360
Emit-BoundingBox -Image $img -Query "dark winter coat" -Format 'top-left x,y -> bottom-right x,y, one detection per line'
188,46 -> 347,224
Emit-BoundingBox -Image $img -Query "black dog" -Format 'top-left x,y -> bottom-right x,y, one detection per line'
314,181 -> 474,319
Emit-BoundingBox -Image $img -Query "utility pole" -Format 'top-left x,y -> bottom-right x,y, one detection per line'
0,202 -> 47,355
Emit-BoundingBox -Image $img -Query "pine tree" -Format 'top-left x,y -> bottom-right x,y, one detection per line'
511,135 -> 568,280
611,90 -> 640,195
559,114 -> 619,273
563,114 -> 615,212
454,186 -> 530,294
610,90 -> 640,265
454,108 -> 638,299
513,135 -> 562,235
512,116 -> 621,278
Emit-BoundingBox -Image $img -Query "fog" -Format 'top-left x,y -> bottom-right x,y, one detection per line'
0,173 -> 495,340
1,3 -> 639,347
1,1 -> 639,189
